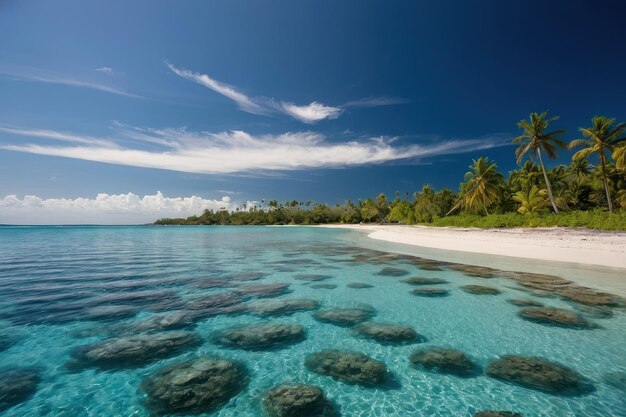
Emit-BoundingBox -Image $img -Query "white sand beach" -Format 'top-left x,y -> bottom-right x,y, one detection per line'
324,224 -> 626,269
322,224 -> 626,295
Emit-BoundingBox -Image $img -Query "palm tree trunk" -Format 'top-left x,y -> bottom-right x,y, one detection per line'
537,148 -> 559,213
600,151 -> 613,212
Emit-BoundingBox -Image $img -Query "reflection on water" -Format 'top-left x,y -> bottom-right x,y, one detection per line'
0,225 -> 624,416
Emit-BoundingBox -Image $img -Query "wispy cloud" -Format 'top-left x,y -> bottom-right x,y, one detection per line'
0,66 -> 142,98
0,126 -> 114,147
167,63 -> 399,123
166,63 -> 267,115
0,192 -> 234,225
0,123 -> 510,174
95,67 -> 113,74
280,102 -> 342,123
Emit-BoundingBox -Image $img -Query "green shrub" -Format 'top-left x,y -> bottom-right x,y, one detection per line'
426,210 -> 625,230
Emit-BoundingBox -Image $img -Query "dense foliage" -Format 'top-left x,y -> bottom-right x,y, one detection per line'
156,113 -> 626,229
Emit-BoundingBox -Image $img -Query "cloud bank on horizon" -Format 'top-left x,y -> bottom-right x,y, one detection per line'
0,192 -> 234,225
167,63 -> 402,123
0,124 -> 509,175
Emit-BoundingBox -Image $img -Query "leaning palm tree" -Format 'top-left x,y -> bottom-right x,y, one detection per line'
448,157 -> 503,215
513,111 -> 567,213
569,116 -> 626,212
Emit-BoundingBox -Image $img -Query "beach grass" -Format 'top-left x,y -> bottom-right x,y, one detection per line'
426,210 -> 626,230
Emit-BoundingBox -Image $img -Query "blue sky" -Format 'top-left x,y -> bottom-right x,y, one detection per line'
1,0 -> 625,223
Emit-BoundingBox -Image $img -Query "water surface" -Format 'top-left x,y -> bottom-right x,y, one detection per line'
0,226 -> 624,416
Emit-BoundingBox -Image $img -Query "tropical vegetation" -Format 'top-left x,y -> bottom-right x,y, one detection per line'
156,112 -> 626,230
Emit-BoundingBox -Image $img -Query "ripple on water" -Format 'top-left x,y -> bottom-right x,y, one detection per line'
0,226 -> 624,417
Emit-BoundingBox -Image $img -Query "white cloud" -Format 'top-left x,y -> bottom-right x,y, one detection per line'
95,67 -> 113,74
0,66 -> 141,98
0,192 -> 233,225
166,63 -> 267,115
0,126 -> 114,146
167,63 -> 349,123
0,124 -> 509,174
280,101 -> 342,124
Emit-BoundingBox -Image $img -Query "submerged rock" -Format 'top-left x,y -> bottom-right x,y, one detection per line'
347,282 -> 374,289
191,277 -> 235,289
84,305 -> 139,322
229,271 -> 268,282
556,287 -> 624,307
310,284 -> 338,290
409,347 -> 478,377
68,331 -> 201,370
249,298 -> 320,317
411,288 -> 449,297
461,285 -> 501,295
0,368 -> 41,413
110,311 -> 197,335
236,283 -> 291,298
504,273 -> 623,312
474,412 -> 523,417
447,264 -> 500,278
186,292 -> 246,311
506,272 -> 570,291
263,384 -> 339,417
411,258 -> 448,271
507,299 -> 543,307
186,292 -> 248,319
212,322 -> 305,351
294,274 -> 332,282
313,306 -> 376,327
486,355 -> 592,395
140,357 -> 247,415
401,277 -> 448,286
353,322 -> 424,345
375,267 -> 409,277
573,304 -> 614,319
92,290 -> 182,311
518,307 -> 594,329
305,350 -> 391,387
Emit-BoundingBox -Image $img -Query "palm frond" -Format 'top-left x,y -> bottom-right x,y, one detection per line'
572,147 -> 594,161
568,138 -> 590,149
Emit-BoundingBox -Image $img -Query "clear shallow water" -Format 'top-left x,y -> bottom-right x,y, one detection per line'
0,225 -> 624,417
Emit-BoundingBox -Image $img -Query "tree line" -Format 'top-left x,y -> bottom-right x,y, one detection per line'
155,113 -> 626,227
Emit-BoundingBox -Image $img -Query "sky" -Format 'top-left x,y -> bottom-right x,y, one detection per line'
1,0 -> 626,224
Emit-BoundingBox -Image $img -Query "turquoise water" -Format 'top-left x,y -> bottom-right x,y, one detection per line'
0,225 -> 624,417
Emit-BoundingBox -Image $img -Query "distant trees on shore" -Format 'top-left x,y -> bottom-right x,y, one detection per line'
156,112 -> 626,227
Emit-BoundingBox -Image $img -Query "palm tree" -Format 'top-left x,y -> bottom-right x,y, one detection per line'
509,161 -> 542,193
612,143 -> 626,171
360,198 -> 379,222
414,184 -> 437,222
512,185 -> 549,214
513,111 -> 567,213
448,157 -> 503,215
567,158 -> 593,181
569,116 -> 626,212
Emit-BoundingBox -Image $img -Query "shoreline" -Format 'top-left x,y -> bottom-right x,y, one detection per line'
321,224 -> 626,270
321,224 -> 626,296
